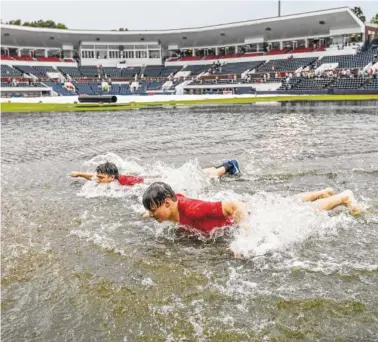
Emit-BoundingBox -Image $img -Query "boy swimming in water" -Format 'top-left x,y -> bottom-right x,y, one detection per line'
142,182 -> 362,236
69,159 -> 241,186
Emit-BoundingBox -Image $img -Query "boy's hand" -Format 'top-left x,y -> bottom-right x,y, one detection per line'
69,172 -> 79,177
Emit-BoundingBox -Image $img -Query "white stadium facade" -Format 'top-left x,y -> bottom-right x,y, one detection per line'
1,6 -> 377,101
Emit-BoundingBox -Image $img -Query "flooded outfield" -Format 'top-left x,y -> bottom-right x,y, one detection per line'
2,101 -> 378,341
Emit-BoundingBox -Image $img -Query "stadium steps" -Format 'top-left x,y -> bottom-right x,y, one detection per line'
140,65 -> 147,77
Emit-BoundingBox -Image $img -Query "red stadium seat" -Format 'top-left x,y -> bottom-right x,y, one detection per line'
13,56 -> 34,61
36,57 -> 61,62
0,55 -> 15,60
291,47 -> 314,54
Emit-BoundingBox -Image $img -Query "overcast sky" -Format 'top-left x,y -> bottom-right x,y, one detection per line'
1,0 -> 377,30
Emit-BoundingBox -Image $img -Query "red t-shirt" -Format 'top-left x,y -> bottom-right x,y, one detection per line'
117,175 -> 144,186
176,194 -> 233,234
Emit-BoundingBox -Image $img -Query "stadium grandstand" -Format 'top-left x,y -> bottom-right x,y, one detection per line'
1,6 -> 377,98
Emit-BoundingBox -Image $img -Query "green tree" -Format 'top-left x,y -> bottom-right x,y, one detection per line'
7,19 -> 21,25
6,19 -> 68,29
351,6 -> 366,23
56,23 -> 68,29
370,13 -> 378,24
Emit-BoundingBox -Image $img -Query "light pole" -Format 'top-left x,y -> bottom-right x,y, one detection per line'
278,0 -> 281,17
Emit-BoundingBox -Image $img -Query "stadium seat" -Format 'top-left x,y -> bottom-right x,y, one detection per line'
59,67 -> 83,78
314,50 -> 376,69
257,57 -> 317,72
121,67 -> 141,78
0,55 -> 15,60
36,57 -> 61,62
179,56 -> 202,61
1,65 -> 23,77
13,65 -> 47,78
143,65 -> 164,77
266,48 -> 291,55
330,78 -> 366,89
291,47 -> 314,54
291,78 -> 333,90
215,61 -> 265,75
181,65 -> 210,76
102,67 -> 122,78
13,56 -> 34,61
79,66 -> 99,77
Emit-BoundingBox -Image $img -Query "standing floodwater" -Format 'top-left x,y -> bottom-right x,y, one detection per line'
2,102 -> 378,341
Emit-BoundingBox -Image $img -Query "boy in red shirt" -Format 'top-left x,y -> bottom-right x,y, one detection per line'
142,182 -> 249,235
142,182 -> 362,236
69,162 -> 144,186
69,159 -> 241,186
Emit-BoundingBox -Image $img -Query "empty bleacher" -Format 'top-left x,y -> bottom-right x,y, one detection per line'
73,82 -> 97,95
266,48 -> 291,55
1,55 -> 15,60
121,67 -> 141,78
330,78 -> 366,89
315,51 -> 375,69
13,65 -> 47,78
79,66 -> 99,77
257,57 -> 317,72
13,56 -> 34,61
146,81 -> 165,90
1,65 -> 23,77
59,67 -> 82,78
102,67 -> 122,78
216,61 -> 265,75
143,65 -> 164,77
179,56 -> 202,61
36,57 -> 61,62
181,65 -> 210,76
33,66 -> 57,77
291,47 -> 314,54
363,79 -> 378,89
159,66 -> 182,77
291,78 -> 333,90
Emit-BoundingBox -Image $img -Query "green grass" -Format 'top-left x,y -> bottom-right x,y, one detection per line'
1,94 -> 378,113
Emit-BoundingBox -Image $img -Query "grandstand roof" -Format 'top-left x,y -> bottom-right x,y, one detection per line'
1,7 -> 364,49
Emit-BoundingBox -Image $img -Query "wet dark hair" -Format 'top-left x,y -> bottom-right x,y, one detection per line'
96,162 -> 119,179
142,182 -> 177,211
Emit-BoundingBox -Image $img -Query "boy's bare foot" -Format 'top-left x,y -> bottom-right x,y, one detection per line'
320,187 -> 334,198
341,190 -> 362,216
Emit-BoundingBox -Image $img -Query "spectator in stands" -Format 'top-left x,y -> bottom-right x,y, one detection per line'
69,160 -> 241,185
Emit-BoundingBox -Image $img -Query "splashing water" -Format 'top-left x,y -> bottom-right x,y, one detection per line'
77,153 -> 212,200
229,192 -> 354,257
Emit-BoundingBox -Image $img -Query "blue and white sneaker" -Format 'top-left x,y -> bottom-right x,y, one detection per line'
223,159 -> 241,176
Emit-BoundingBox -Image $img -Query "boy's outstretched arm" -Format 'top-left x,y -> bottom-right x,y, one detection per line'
221,201 -> 251,233
69,172 -> 95,180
